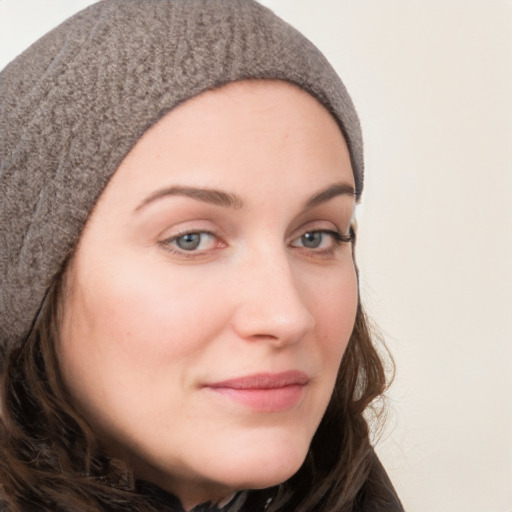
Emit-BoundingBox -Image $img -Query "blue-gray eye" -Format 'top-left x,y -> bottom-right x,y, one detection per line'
175,233 -> 202,251
300,231 -> 323,248
291,229 -> 349,251
162,231 -> 218,255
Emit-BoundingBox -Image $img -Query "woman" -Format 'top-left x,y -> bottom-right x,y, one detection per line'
0,1 -> 403,511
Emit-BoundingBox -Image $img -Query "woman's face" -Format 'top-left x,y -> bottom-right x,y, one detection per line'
59,80 -> 357,509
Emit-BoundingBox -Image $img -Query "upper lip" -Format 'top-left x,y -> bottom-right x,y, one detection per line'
206,370 -> 309,390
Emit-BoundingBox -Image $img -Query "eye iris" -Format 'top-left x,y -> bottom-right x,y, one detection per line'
301,231 -> 322,248
176,233 -> 201,250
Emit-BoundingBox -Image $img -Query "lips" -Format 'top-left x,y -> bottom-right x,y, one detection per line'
204,371 -> 309,412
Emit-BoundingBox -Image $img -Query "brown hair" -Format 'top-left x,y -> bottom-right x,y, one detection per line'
0,263 -> 393,512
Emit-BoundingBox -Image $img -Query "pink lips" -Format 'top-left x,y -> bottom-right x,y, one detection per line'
205,371 -> 309,412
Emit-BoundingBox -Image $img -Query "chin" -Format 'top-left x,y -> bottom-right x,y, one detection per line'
131,417 -> 318,500
208,434 -> 310,491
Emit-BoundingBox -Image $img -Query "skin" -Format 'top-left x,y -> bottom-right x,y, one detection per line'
59,80 -> 358,510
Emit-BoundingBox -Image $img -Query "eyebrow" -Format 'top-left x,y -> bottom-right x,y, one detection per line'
134,181 -> 355,213
135,186 -> 244,211
304,182 -> 356,209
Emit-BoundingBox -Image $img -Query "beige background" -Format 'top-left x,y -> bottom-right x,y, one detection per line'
1,1 -> 511,511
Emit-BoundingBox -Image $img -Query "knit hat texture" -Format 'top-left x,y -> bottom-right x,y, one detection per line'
0,0 -> 364,358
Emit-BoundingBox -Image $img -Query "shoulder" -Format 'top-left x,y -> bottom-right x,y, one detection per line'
354,451 -> 405,512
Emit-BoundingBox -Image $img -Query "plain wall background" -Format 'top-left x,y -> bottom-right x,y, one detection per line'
1,1 -> 511,511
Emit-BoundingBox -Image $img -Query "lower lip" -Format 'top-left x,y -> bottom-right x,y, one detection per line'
207,385 -> 305,412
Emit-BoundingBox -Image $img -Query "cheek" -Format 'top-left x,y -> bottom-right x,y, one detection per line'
58,256 -> 231,424
305,262 -> 358,368
69,256 -> 228,363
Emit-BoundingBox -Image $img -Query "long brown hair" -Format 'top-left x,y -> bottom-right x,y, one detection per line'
0,262 -> 392,511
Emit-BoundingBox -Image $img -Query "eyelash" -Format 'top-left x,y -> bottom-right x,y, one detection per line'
159,230 -> 221,259
308,229 -> 353,245
159,227 -> 354,259
291,229 -> 354,258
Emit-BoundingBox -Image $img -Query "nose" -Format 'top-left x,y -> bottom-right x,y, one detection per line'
230,250 -> 315,347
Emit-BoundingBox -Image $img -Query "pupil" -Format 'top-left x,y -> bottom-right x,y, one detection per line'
177,233 -> 201,250
302,232 -> 321,248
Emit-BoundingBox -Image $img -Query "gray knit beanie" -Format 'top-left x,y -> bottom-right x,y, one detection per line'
0,0 -> 364,359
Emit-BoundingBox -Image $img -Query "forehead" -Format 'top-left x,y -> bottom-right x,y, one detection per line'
91,79 -> 354,217
120,79 -> 351,174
